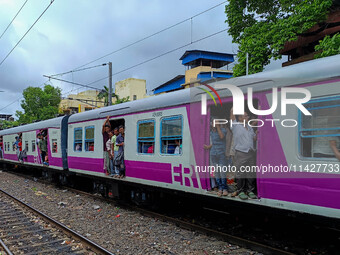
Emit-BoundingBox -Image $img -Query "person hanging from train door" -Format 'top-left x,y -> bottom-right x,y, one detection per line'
111,127 -> 120,177
14,135 -> 20,160
225,122 -> 236,193
106,131 -> 114,176
38,133 -> 48,166
230,108 -> 257,200
115,125 -> 125,178
18,137 -> 23,163
102,116 -> 112,175
204,118 -> 229,197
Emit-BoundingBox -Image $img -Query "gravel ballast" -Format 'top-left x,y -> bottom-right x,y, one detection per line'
0,170 -> 260,255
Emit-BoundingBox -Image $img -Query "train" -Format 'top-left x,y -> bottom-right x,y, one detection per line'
1,54 -> 340,221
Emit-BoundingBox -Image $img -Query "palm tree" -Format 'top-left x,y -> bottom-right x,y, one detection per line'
97,86 -> 110,106
97,86 -> 130,106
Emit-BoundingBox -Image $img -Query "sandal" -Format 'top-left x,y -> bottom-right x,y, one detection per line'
238,192 -> 248,200
248,192 -> 257,199
217,191 -> 222,197
231,191 -> 238,197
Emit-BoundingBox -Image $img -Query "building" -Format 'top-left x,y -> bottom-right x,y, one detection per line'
59,78 -> 147,115
0,114 -> 14,121
152,50 -> 234,94
59,90 -> 105,115
280,9 -> 340,67
114,78 -> 147,102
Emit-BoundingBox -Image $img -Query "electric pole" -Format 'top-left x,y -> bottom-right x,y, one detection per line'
108,62 -> 112,106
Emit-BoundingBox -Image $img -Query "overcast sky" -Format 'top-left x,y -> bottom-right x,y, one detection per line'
0,0 -> 286,116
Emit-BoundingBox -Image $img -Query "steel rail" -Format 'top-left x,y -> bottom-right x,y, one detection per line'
0,188 -> 114,255
0,237 -> 14,255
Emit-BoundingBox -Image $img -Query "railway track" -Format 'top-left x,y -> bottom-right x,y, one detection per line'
0,188 -> 113,255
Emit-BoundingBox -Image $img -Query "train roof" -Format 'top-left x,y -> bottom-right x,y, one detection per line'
0,117 -> 64,136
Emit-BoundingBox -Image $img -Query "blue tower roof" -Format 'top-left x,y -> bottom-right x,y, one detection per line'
179,50 -> 234,67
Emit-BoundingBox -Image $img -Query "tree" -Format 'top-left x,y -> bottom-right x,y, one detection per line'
16,84 -> 61,124
315,32 -> 340,58
114,95 -> 130,105
97,86 -> 130,106
0,120 -> 19,130
97,86 -> 110,106
225,0 -> 335,77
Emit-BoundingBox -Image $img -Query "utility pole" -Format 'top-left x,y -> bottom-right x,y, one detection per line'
108,62 -> 112,106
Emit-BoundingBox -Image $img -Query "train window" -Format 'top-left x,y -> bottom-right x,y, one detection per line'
32,140 -> 36,152
160,115 -> 183,155
25,141 -> 29,152
299,96 -> 340,158
85,126 -> 95,151
52,139 -> 58,153
137,120 -> 155,154
74,128 -> 83,152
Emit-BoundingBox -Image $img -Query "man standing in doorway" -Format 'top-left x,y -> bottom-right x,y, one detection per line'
38,134 -> 48,166
116,125 -> 125,178
230,108 -> 257,200
111,127 -> 120,177
102,116 -> 112,175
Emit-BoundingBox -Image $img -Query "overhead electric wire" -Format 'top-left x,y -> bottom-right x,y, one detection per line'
0,0 -> 55,67
0,0 -> 29,40
72,1 -> 227,71
43,75 -> 101,91
49,63 -> 108,77
86,28 -> 228,86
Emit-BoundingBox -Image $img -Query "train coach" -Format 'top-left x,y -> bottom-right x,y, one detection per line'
1,54 -> 340,221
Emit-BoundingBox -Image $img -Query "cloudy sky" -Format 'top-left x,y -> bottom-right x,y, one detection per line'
0,0 -> 285,116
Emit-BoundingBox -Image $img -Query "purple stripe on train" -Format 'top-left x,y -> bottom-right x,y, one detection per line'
125,160 -> 172,183
68,156 -> 104,173
3,153 -> 18,161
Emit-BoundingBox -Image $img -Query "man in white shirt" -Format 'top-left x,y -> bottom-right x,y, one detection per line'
230,108 -> 257,200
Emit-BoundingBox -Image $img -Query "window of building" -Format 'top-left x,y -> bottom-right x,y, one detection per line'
52,139 -> 58,153
299,96 -> 340,158
85,126 -> 95,151
133,95 -> 137,101
32,140 -> 36,152
137,120 -> 155,154
70,107 -> 79,114
74,128 -> 83,152
160,115 -> 183,155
